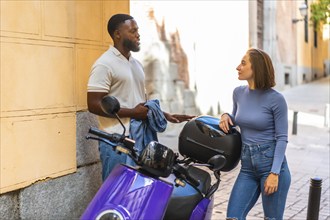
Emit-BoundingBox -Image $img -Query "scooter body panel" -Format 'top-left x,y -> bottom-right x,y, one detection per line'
189,197 -> 213,220
81,164 -> 173,220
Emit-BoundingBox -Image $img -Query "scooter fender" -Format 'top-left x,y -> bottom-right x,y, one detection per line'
189,197 -> 214,220
81,164 -> 173,220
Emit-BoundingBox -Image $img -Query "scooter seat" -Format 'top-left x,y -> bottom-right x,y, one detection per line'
163,166 -> 211,220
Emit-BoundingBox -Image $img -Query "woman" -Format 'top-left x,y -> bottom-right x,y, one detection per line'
219,48 -> 291,220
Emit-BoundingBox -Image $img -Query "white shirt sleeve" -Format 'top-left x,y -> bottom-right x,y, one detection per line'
87,64 -> 111,93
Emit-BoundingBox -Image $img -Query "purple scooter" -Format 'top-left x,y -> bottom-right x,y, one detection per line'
81,96 -> 242,220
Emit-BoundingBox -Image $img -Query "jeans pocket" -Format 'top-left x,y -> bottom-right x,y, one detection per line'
260,144 -> 275,158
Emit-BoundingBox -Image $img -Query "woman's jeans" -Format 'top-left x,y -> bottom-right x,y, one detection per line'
227,142 -> 291,220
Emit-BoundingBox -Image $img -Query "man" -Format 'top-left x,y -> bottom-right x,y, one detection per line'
87,14 -> 192,181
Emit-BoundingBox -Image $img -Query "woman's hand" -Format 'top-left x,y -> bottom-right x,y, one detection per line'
219,113 -> 234,133
264,173 -> 279,195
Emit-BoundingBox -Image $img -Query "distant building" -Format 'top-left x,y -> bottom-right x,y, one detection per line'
249,0 -> 329,90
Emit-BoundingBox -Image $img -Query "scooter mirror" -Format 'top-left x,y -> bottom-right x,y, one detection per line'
207,154 -> 226,171
101,95 -> 120,115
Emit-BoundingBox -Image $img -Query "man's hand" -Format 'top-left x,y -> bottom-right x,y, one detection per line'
264,173 -> 279,195
164,112 -> 195,123
131,103 -> 148,120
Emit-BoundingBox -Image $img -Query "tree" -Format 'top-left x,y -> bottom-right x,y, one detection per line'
310,0 -> 330,30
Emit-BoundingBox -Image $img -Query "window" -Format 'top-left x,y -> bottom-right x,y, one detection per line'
304,0 -> 308,43
314,23 -> 318,48
285,73 -> 290,85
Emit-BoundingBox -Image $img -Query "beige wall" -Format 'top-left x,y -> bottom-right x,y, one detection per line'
0,0 -> 129,194
274,0 -> 329,87
295,0 -> 329,81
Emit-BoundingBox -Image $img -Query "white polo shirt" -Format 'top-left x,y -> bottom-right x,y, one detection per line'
87,46 -> 146,134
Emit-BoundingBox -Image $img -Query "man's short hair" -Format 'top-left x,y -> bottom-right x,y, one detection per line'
107,14 -> 133,39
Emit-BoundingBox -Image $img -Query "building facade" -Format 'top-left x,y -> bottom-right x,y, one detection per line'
250,0 -> 329,91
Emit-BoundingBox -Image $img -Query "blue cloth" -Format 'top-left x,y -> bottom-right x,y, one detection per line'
227,142 -> 291,219
127,99 -> 167,165
229,86 -> 288,174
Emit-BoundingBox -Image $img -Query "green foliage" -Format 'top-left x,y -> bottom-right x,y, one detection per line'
310,0 -> 330,30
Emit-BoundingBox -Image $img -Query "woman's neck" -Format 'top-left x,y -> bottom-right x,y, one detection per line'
248,80 -> 255,90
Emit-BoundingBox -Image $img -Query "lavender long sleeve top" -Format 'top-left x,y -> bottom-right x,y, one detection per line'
229,85 -> 288,174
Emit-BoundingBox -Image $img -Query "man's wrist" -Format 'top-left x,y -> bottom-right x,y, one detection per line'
163,112 -> 169,120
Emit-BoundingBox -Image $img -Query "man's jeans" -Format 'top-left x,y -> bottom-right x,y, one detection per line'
227,142 -> 291,220
99,141 -> 127,181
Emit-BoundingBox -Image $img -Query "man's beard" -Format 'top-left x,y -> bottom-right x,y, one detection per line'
123,39 -> 140,52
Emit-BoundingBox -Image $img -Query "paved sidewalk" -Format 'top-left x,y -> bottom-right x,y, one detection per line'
159,76 -> 330,220
210,121 -> 329,220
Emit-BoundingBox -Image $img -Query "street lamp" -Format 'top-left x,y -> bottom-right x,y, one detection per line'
292,2 -> 308,23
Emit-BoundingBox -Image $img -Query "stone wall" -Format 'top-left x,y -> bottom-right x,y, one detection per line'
0,112 -> 102,219
142,8 -> 200,117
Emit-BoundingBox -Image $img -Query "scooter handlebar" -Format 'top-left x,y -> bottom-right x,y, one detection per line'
88,127 -> 123,143
173,164 -> 200,187
88,127 -> 202,188
88,127 -> 137,159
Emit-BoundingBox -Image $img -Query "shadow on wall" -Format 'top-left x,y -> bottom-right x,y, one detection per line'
141,8 -> 200,116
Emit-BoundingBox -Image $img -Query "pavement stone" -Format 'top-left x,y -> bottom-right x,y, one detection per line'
158,76 -> 330,220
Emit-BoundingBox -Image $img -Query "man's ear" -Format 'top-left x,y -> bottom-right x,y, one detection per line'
114,29 -> 121,40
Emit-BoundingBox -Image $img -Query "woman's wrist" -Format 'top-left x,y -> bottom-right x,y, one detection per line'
220,113 -> 228,117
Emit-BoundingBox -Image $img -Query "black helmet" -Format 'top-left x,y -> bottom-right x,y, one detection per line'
178,115 -> 242,171
140,141 -> 175,177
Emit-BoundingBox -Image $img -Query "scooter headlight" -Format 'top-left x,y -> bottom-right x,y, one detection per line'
96,209 -> 124,220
